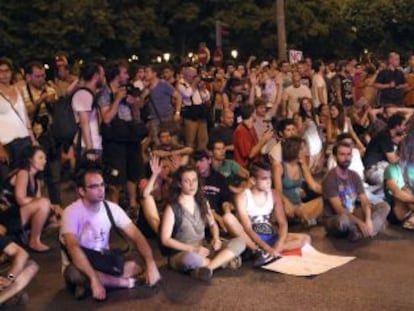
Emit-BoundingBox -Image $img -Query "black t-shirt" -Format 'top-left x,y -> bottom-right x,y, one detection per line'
375,68 -> 406,105
335,73 -> 353,106
0,236 -> 12,253
363,129 -> 395,169
201,170 -> 233,215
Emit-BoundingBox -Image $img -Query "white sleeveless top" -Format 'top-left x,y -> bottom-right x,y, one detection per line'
244,189 -> 275,235
244,189 -> 274,219
0,87 -> 30,145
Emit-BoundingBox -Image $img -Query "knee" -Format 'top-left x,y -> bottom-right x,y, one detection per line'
336,214 -> 351,232
39,197 -> 51,210
227,237 -> 246,256
302,234 -> 311,245
180,252 -> 204,270
375,201 -> 391,216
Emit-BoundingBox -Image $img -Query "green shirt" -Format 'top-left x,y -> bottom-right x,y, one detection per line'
384,163 -> 414,207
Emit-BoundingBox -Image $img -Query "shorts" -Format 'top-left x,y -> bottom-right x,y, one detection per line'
103,141 -> 140,185
257,233 -> 278,246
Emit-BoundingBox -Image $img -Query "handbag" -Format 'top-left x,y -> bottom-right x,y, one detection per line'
60,201 -> 130,276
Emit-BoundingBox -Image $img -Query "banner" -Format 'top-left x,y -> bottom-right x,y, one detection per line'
262,244 -> 355,276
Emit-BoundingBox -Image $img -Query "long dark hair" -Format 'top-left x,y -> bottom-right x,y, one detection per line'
330,103 -> 346,132
18,146 -> 46,171
299,97 -> 317,123
400,115 -> 414,191
170,165 -> 209,222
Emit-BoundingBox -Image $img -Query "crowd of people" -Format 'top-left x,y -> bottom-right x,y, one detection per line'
0,50 -> 414,303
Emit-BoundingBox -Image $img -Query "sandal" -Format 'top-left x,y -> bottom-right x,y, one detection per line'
402,216 -> 414,231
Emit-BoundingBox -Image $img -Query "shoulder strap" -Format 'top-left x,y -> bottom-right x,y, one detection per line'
103,201 -> 130,253
0,91 -> 27,126
147,94 -> 162,122
171,202 -> 183,236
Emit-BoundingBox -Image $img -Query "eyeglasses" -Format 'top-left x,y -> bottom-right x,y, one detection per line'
85,182 -> 105,189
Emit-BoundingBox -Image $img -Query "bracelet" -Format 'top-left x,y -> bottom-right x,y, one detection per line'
7,273 -> 15,283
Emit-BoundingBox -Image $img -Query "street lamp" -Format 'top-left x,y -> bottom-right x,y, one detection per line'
163,53 -> 171,62
188,52 -> 193,58
44,64 -> 50,70
131,54 -> 138,61
156,56 -> 162,63
231,49 -> 238,59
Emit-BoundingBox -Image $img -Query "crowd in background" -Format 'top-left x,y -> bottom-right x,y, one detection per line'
0,50 -> 414,303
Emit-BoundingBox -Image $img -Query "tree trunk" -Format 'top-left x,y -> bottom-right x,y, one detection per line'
276,0 -> 287,61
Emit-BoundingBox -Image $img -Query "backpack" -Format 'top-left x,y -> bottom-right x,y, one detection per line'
158,203 -> 183,257
52,87 -> 95,147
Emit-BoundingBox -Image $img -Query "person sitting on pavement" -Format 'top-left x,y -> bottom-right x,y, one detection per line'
1,146 -> 57,252
234,160 -> 310,267
60,166 -> 161,301
0,236 -> 39,307
160,165 -> 246,282
273,137 -> 323,226
210,140 -> 250,193
384,115 -> 414,230
363,113 -> 407,191
322,141 -> 390,242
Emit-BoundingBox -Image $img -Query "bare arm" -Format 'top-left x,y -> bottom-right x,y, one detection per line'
3,242 -> 29,277
299,161 -> 322,194
386,180 -> 414,203
235,192 -> 268,252
14,171 -> 36,206
78,111 -> 94,150
272,191 -> 288,253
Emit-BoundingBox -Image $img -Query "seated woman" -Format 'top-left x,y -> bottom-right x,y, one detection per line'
326,103 -> 365,157
1,146 -> 54,252
160,165 -> 245,281
384,118 -> 414,229
298,97 -> 324,174
274,137 -> 323,225
348,97 -> 372,145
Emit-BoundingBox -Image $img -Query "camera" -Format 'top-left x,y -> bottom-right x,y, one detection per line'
124,83 -> 141,97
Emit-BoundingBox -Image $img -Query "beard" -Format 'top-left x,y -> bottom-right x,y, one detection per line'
337,160 -> 351,170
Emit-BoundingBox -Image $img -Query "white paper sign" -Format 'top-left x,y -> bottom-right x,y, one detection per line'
262,244 -> 355,276
289,50 -> 303,64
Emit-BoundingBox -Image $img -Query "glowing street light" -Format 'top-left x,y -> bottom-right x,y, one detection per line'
188,52 -> 194,58
163,53 -> 171,62
156,56 -> 162,63
363,49 -> 368,54
231,49 -> 238,59
131,54 -> 139,61
44,64 -> 50,70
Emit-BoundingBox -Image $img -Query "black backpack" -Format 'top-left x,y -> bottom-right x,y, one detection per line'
52,87 -> 95,146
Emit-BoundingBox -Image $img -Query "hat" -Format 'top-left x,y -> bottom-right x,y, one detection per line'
193,150 -> 210,161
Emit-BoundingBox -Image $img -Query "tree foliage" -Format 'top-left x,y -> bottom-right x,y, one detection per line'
0,0 -> 413,64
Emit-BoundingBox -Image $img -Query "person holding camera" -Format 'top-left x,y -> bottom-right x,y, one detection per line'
178,67 -> 210,151
98,61 -> 146,215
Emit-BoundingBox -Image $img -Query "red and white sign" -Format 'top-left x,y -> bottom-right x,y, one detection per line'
289,49 -> 303,64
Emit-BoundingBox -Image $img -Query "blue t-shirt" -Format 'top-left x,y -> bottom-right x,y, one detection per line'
149,80 -> 175,119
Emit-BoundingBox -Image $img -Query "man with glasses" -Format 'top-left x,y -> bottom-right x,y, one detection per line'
60,167 -> 161,301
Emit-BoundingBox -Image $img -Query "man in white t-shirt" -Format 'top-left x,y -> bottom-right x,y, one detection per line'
60,167 -> 161,301
311,60 -> 328,108
282,71 -> 311,118
71,62 -> 104,162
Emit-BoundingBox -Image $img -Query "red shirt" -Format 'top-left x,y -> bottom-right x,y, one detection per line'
233,123 -> 260,167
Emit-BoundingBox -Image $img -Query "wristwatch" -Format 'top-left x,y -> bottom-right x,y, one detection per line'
7,273 -> 16,283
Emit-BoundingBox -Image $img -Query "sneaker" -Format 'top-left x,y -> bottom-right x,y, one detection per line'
190,267 -> 213,282
253,250 -> 279,268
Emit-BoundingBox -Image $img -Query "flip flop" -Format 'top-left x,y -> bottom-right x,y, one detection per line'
402,217 -> 414,231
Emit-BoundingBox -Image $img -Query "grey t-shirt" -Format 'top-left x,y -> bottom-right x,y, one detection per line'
174,205 -> 205,245
322,168 -> 365,216
97,85 -> 133,121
